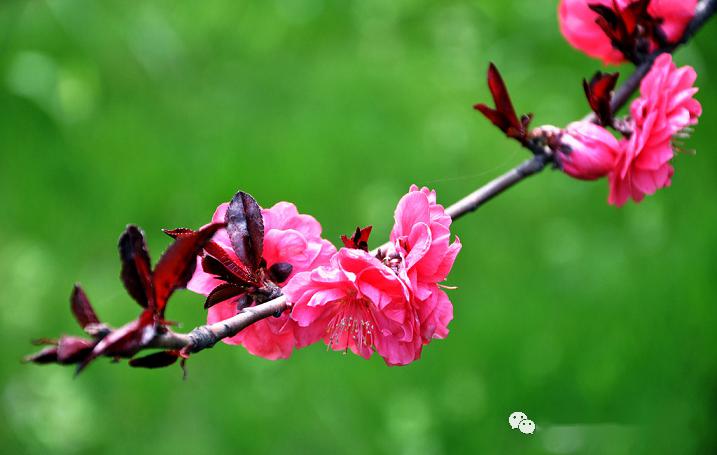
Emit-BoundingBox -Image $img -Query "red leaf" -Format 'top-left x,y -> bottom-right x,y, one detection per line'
25,346 -> 59,364
162,228 -> 195,239
226,191 -> 264,272
623,0 -> 651,31
473,104 -> 513,135
118,225 -> 153,309
589,4 -> 621,28
474,63 -> 531,143
204,241 -> 259,286
26,337 -> 96,365
76,311 -> 156,374
341,226 -> 373,252
588,0 -> 661,62
201,254 -> 236,282
583,72 -> 619,126
129,350 -> 180,369
486,63 -> 520,132
70,285 -> 100,330
56,336 -> 95,363
204,283 -> 246,309
152,223 -> 224,316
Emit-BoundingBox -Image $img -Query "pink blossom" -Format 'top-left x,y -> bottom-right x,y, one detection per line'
390,185 -> 461,343
559,121 -> 621,181
631,54 -> 702,136
284,248 -> 423,366
188,201 -> 336,359
558,0 -> 697,64
608,54 -> 701,206
608,134 -> 674,206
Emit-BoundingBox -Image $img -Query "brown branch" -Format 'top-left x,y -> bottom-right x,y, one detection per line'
44,0 -> 717,362
443,153 -> 553,219
148,296 -> 288,353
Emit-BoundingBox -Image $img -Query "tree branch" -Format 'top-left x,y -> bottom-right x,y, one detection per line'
149,296 -> 288,353
43,0 -> 716,363
136,0 -> 717,358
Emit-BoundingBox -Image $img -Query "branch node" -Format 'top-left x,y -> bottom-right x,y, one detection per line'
187,326 -> 220,353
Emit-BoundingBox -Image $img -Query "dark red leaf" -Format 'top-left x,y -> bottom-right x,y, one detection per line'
268,262 -> 293,284
589,4 -> 621,27
341,226 -> 373,252
152,223 -> 224,316
473,104 -> 512,134
163,228 -> 195,239
226,191 -> 264,272
474,63 -> 531,143
583,72 -> 619,126
623,0 -> 651,31
204,283 -> 246,309
56,336 -> 95,364
70,284 -> 100,330
201,254 -> 235,282
589,0 -> 661,63
25,346 -> 59,364
486,63 -> 520,131
76,311 -> 156,374
204,241 -> 258,286
118,225 -> 153,309
129,350 -> 180,369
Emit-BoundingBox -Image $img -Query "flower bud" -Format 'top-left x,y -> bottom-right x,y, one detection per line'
559,121 -> 620,181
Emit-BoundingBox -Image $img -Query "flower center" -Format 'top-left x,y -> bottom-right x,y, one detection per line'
326,297 -> 375,353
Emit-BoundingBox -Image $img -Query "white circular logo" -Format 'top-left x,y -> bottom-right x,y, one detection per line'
519,419 -> 535,435
508,411 -> 528,430
508,411 -> 535,435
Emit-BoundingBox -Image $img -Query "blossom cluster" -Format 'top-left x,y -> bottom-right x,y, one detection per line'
559,0 -> 698,64
558,54 -> 702,206
555,0 -> 702,206
25,0 -> 709,375
475,0 -> 702,206
188,186 -> 461,366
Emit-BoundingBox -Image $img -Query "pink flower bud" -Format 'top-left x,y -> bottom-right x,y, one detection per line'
559,121 -> 620,181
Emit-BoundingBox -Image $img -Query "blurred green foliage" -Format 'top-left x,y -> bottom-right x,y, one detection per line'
1,1 -> 716,454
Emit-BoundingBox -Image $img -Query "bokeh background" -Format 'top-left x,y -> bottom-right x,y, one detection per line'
1,0 -> 716,453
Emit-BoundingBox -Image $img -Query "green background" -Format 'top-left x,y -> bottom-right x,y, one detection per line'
1,1 -> 716,453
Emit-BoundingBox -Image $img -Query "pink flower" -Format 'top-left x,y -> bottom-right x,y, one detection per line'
558,0 -> 697,64
559,121 -> 621,180
389,185 -> 461,343
188,201 -> 336,359
283,186 -> 461,365
284,248 -> 423,366
608,54 -> 701,206
631,54 -> 702,136
608,134 -> 674,206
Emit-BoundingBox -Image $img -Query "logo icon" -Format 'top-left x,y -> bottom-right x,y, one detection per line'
509,412 -> 527,430
519,419 -> 535,435
508,411 -> 535,435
